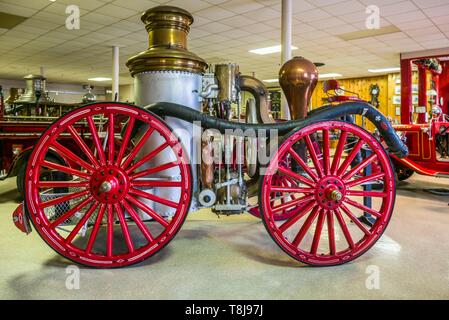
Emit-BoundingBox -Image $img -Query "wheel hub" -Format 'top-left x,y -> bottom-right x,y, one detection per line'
90,166 -> 129,204
315,176 -> 346,210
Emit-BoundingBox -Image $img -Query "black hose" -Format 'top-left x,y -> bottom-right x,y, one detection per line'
146,101 -> 408,158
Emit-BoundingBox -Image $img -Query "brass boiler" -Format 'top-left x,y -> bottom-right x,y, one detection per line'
5,88 -> 22,105
279,56 -> 318,120
126,6 -> 207,214
15,74 -> 50,103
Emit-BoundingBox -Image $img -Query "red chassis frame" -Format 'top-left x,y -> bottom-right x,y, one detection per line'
392,48 -> 449,178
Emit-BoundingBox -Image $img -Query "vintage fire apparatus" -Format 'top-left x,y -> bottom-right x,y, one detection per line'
388,50 -> 449,181
12,6 -> 407,268
0,75 -> 84,197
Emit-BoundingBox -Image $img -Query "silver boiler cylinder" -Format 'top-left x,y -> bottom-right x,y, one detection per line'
126,6 -> 208,216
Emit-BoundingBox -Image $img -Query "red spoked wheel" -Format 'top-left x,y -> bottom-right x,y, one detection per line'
260,120 -> 395,266
25,102 -> 192,268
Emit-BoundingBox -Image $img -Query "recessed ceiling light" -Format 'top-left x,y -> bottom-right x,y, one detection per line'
319,73 -> 342,79
249,45 -> 298,55
368,67 -> 400,73
49,0 -> 56,2
88,77 -> 112,81
263,79 -> 279,83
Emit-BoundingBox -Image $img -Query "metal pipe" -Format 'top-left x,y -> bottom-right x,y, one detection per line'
281,0 -> 292,120
112,46 -> 119,101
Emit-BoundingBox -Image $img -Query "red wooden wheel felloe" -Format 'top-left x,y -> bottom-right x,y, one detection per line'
25,103 -> 192,267
260,121 -> 395,266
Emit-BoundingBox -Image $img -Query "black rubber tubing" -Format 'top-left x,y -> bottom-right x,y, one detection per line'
146,101 -> 408,158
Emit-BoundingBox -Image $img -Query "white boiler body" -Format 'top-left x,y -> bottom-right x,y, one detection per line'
133,70 -> 202,216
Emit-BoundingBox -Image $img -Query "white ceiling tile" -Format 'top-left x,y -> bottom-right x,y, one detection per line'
195,6 -> 235,21
322,0 -> 365,15
82,12 -> 121,25
96,4 -> 138,19
112,0 -> 160,12
0,2 -> 38,17
196,22 -> 233,33
423,4 -> 449,18
242,7 -> 280,22
220,15 -> 258,27
53,0 -> 107,10
413,0 -> 449,9
166,0 -> 212,12
221,0 -> 265,14
386,10 -> 427,24
294,8 -> 332,23
382,1 -> 420,16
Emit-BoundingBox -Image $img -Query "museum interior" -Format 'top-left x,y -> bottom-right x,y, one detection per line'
1,0 -> 449,300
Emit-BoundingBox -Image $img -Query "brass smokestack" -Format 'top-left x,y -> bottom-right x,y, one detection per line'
126,6 -> 207,76
279,56 -> 318,120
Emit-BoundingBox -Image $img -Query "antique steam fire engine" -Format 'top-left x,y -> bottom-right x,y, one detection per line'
13,6 -> 407,267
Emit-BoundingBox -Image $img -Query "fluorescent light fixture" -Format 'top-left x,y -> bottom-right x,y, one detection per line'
368,67 -> 400,73
88,77 -> 112,81
319,73 -> 342,79
249,45 -> 298,55
263,79 -> 279,83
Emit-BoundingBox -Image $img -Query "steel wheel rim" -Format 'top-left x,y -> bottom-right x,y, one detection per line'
261,121 -> 395,266
26,103 -> 192,267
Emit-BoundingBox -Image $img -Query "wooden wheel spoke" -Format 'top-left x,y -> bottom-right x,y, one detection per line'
67,125 -> 100,168
37,181 -> 89,188
327,211 -> 336,255
107,113 -> 115,165
346,190 -> 386,197
126,142 -> 169,174
86,204 -> 106,255
106,204 -> 114,257
131,180 -> 181,188
122,127 -> 155,169
41,160 -> 90,180
292,206 -> 320,248
347,172 -> 385,188
335,208 -> 355,249
344,197 -> 382,218
288,147 -> 319,182
49,196 -> 92,228
337,139 -> 365,176
271,194 -> 315,214
269,186 -> 314,193
277,166 -> 315,188
310,209 -> 326,255
129,188 -> 179,209
331,131 -> 348,175
115,203 -> 134,253
51,141 -> 95,172
65,202 -> 99,243
125,194 -> 169,228
130,161 -> 179,180
121,199 -> 154,242
340,204 -> 372,236
115,117 -> 135,166
342,153 -> 377,181
304,135 -> 324,178
41,189 -> 90,209
87,115 -> 106,165
322,129 -> 330,175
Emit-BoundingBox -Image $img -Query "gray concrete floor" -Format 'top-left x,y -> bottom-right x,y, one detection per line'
1,174 -> 449,299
